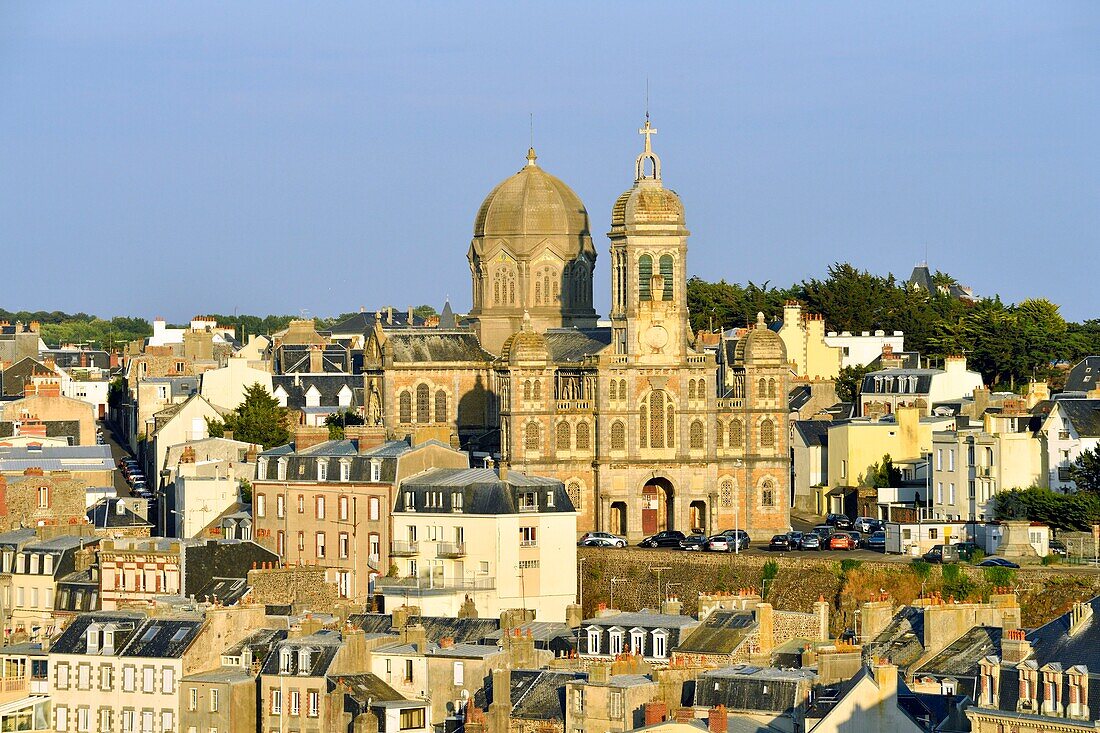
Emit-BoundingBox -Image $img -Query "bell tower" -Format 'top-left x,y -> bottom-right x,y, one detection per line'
608,118 -> 691,365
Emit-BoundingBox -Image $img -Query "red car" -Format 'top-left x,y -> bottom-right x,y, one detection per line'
829,532 -> 858,551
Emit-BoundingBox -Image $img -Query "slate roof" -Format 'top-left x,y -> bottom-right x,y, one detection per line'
192,577 -> 250,606
271,374 -> 360,410
330,311 -> 425,335
1054,400 -> 1100,438
276,345 -> 351,374
223,628 -> 287,659
51,612 -> 147,655
373,640 -> 501,658
256,439 -> 411,484
908,265 -> 935,292
123,619 -> 204,658
693,665 -> 815,714
87,498 -> 153,530
42,349 -> 111,370
788,385 -> 812,413
262,630 -> 344,677
869,605 -> 926,671
331,673 -> 406,704
1025,595 -> 1100,669
860,369 -> 938,395
398,467 -> 572,514
0,444 -> 114,473
348,613 -> 500,643
386,331 -> 495,363
474,669 -> 584,721
543,328 -> 611,363
793,420 -> 830,448
1065,357 -> 1100,394
914,626 -> 1002,677
182,667 -> 255,684
583,611 -> 699,630
675,610 -> 756,655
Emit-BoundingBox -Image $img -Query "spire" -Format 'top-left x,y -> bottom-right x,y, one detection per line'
635,118 -> 662,182
526,147 -> 538,167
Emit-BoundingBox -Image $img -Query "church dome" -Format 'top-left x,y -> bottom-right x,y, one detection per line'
735,313 -> 787,366
611,184 -> 684,228
498,312 -> 549,366
473,148 -> 590,247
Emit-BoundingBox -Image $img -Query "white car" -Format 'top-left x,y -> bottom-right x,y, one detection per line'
578,532 -> 627,548
853,517 -> 880,533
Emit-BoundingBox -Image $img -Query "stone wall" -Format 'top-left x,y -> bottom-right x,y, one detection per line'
247,564 -> 339,609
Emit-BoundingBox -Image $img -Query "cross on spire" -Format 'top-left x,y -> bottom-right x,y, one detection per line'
639,119 -> 657,154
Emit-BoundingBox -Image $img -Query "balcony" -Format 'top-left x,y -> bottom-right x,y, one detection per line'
389,541 -> 419,557
975,466 -> 992,478
717,398 -> 744,409
1058,468 -> 1074,482
556,400 -> 592,412
1059,431 -> 1071,441
436,542 -> 466,558
376,576 -> 495,593
518,502 -> 539,513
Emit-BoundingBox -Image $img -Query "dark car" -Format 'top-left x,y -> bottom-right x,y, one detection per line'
978,557 -> 1020,569
679,534 -> 709,551
769,534 -> 793,551
812,524 -> 834,543
787,531 -> 804,548
799,533 -> 823,551
864,530 -> 886,551
826,513 -> 852,530
953,542 -> 980,561
923,544 -> 959,564
1049,539 -> 1068,557
639,531 -> 686,548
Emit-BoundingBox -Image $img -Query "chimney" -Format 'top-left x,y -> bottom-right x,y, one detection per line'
309,345 -> 323,374
491,668 -> 511,710
565,603 -> 583,629
644,702 -> 668,726
588,663 -> 610,685
813,596 -> 830,641
1002,628 -> 1033,664
874,663 -> 899,702
944,355 -> 966,374
674,708 -> 694,723
292,426 -> 329,452
402,623 -> 427,651
439,636 -> 454,649
755,603 -> 774,657
660,598 -> 683,616
498,463 -> 508,481
707,706 -> 727,733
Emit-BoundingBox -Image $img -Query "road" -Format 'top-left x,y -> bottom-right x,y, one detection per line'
96,420 -> 134,497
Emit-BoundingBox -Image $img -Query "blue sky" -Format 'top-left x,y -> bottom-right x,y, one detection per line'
1,2 -> 1098,321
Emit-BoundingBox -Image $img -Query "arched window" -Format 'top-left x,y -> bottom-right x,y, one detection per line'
690,420 -> 704,450
760,419 -> 775,448
715,420 -> 725,448
642,390 -> 674,449
659,254 -> 674,300
533,380 -> 541,401
399,392 -> 412,423
608,380 -> 617,401
556,421 -> 571,450
523,380 -> 532,401
729,419 -> 743,448
416,383 -> 430,423
566,481 -> 582,510
576,422 -> 591,450
688,380 -> 696,401
758,378 -> 767,398
434,390 -> 447,423
619,379 -> 627,399
525,422 -> 540,451
649,392 -> 666,448
667,404 -> 675,448
719,478 -> 734,508
611,421 -> 626,451
639,405 -> 648,449
761,479 -> 776,507
767,378 -> 777,398
638,254 -> 653,301
494,267 -> 517,306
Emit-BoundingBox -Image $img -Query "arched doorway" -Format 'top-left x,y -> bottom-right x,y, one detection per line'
641,478 -> 675,535
689,500 -> 707,534
609,502 -> 628,536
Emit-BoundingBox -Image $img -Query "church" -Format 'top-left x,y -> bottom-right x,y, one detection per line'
360,120 -> 791,539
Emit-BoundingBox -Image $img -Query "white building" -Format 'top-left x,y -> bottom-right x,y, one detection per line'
824,330 -> 905,369
380,467 -> 577,621
198,357 -> 273,412
858,356 -> 985,417
1035,399 -> 1100,491
172,461 -> 242,539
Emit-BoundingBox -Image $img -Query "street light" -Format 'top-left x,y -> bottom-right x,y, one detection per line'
734,460 -> 744,556
651,566 -> 670,608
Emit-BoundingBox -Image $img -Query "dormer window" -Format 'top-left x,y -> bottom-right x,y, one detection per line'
370,460 -> 381,483
652,630 -> 668,658
298,648 -> 312,674
258,457 -> 268,478
586,627 -> 600,655
629,628 -> 645,654
340,461 -> 350,482
86,625 -> 101,654
277,459 -> 288,481
608,628 -> 623,656
317,461 -> 328,482
279,648 -> 293,674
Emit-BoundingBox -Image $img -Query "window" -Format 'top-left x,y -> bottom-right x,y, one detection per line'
340,461 -> 350,482
586,628 -> 600,654
525,422 -> 540,451
317,461 -> 328,481
308,690 -> 320,717
416,383 -> 430,423
758,378 -> 767,398
435,390 -> 447,423
609,690 -> 624,718
690,420 -> 704,450
271,689 -> 282,715
936,482 -> 943,504
929,528 -> 939,540
761,480 -> 776,507
143,666 -> 154,693
609,379 -> 617,401
610,421 -> 626,451
638,254 -> 653,300
37,486 -> 49,508
520,527 -> 537,547
276,494 -> 285,518
57,663 -> 69,689
767,378 -> 777,398
314,495 -> 326,519
297,532 -> 305,552
55,707 -> 68,732
399,391 -> 412,423
653,631 -> 668,658
290,690 -> 300,715
371,460 -> 382,483
100,709 -> 112,731
256,494 -> 266,518
188,688 -> 197,712
297,494 -> 305,513
159,712 -> 173,733
608,629 -> 623,655
453,661 -> 464,686
659,254 -> 673,300
630,629 -> 645,654
936,448 -> 943,470
729,419 -> 743,448
949,449 -> 956,471
556,421 -> 571,450
277,459 -> 287,481
121,710 -> 134,733
339,532 -> 349,559
404,659 -> 414,684
316,532 -> 326,558
760,419 -> 775,448
162,667 -> 174,694
277,531 -> 285,556
576,421 -> 590,450
949,483 -> 956,505
400,708 -> 425,731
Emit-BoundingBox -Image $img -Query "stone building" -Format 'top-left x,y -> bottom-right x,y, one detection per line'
361,121 -> 791,539
0,470 -> 89,531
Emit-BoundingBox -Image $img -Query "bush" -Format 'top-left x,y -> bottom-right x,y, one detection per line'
763,560 -> 779,583
941,564 -> 973,599
909,559 -> 932,581
983,566 -> 1017,587
1041,554 -> 1062,566
969,548 -> 986,565
840,559 -> 863,574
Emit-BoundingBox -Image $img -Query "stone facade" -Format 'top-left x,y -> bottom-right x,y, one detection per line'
0,470 -> 88,531
246,564 -> 340,610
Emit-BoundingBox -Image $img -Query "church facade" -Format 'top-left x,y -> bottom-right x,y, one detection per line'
362,122 -> 790,539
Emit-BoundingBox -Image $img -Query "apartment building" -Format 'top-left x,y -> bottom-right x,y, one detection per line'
0,533 -> 99,641
1034,399 -> 1100,491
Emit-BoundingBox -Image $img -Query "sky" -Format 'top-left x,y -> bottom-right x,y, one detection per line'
1,2 -> 1098,322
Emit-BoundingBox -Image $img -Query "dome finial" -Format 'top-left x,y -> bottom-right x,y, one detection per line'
635,118 -> 661,182
756,312 -> 766,328
526,147 -> 537,167
521,310 -> 533,330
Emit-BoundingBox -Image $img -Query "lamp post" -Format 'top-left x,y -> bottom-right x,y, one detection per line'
733,459 -> 744,556
651,566 -> 670,608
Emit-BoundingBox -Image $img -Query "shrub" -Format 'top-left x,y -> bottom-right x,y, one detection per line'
840,559 -> 863,574
983,566 -> 1017,587
763,560 -> 779,582
1041,554 -> 1061,566
942,564 -> 973,599
909,559 -> 932,581
969,548 -> 986,565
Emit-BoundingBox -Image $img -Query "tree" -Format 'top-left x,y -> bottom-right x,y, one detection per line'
1069,447 -> 1100,494
866,454 -> 902,489
206,383 -> 290,449
325,410 -> 365,440
835,364 -> 872,403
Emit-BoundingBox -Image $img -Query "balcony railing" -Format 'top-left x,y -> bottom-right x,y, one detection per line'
975,466 -> 992,478
389,541 -> 419,557
556,400 -> 592,411
1059,431 -> 1071,440
518,503 -> 539,513
1058,468 -> 1074,482
376,576 -> 495,591
717,398 -> 744,409
436,542 -> 466,558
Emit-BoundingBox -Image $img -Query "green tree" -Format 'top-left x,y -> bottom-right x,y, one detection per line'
835,364 -> 872,403
866,454 -> 903,489
324,410 -> 365,440
1069,447 -> 1100,494
206,383 -> 290,449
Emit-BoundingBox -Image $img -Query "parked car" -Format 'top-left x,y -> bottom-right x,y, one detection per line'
953,542 -> 980,561
787,531 -> 804,548
639,531 -> 686,549
710,529 -> 750,552
829,532 -> 858,551
799,533 -> 823,551
768,534 -> 793,551
853,517 -> 881,533
812,524 -> 834,543
679,534 -> 709,551
1049,539 -> 1068,557
865,530 -> 887,551
978,557 -> 1020,569
826,514 -> 852,530
923,544 -> 960,564
578,532 -> 627,548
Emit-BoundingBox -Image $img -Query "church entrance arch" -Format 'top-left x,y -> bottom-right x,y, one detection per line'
609,502 -> 628,536
641,478 -> 675,535
689,500 -> 707,534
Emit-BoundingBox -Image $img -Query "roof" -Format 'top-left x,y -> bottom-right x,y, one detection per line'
223,628 -> 288,659
1053,399 -> 1100,438
331,673 -> 406,704
87,498 -> 153,530
793,420 -> 830,448
0,444 -> 114,473
474,669 -> 584,721
271,374 -> 359,410
349,614 -> 501,644
869,606 -> 926,671
261,630 -> 344,677
385,331 -> 495,363
192,577 -> 250,606
122,619 -> 204,658
908,264 -> 934,291
915,626 -> 1002,677
1065,356 -> 1100,393
181,666 -> 255,684
373,640 -> 501,659
693,665 -> 815,714
474,154 -> 590,241
398,467 -> 572,514
1025,595 -> 1100,669
543,329 -> 611,363
50,612 -> 147,655
583,610 -> 699,630
330,311 -> 425,335
675,610 -> 756,655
